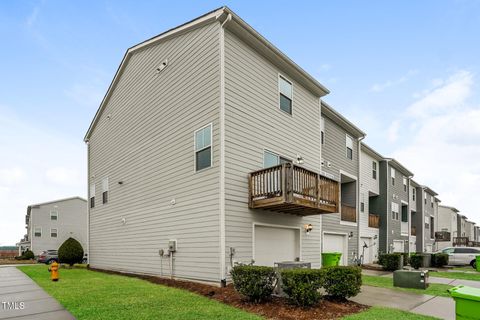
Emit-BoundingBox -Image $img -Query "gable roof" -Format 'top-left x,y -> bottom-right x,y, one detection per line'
321,101 -> 365,138
84,6 -> 330,141
27,196 -> 87,215
439,205 -> 460,213
361,143 -> 383,160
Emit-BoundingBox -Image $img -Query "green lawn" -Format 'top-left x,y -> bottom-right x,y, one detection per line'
362,275 -> 452,297
430,271 -> 480,281
342,306 -> 440,320
452,266 -> 478,272
18,266 -> 260,320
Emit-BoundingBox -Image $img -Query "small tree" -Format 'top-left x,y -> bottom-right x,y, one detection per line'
23,250 -> 34,260
58,238 -> 84,266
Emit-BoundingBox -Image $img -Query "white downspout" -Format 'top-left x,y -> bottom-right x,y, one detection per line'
357,136 -> 365,260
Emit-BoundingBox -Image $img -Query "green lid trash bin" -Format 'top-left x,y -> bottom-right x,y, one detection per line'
476,256 -> 480,272
448,285 -> 480,320
322,252 -> 342,267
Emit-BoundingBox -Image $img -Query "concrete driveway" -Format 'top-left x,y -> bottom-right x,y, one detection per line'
0,267 -> 75,319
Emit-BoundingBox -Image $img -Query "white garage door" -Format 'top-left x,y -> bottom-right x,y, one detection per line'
393,240 -> 404,253
323,233 -> 347,265
254,225 -> 300,266
360,237 -> 372,264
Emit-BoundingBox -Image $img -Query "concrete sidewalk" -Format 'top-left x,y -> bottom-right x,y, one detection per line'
351,285 -> 455,320
0,267 -> 75,319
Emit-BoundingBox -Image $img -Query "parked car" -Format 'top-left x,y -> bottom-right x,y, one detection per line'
36,250 -> 58,264
438,247 -> 480,268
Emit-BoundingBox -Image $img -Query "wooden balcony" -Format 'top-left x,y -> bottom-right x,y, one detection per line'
411,226 -> 416,236
341,204 -> 357,222
453,237 -> 480,247
368,214 -> 380,228
435,231 -> 451,242
248,163 -> 339,216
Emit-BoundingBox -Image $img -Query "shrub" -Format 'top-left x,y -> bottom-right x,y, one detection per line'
23,250 -> 34,260
378,253 -> 403,271
230,265 -> 277,303
432,253 -> 449,267
280,269 -> 324,307
402,252 -> 410,265
58,238 -> 84,266
322,266 -> 362,300
410,254 -> 423,269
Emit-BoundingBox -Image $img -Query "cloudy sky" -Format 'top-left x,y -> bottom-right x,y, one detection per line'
1,1 -> 480,245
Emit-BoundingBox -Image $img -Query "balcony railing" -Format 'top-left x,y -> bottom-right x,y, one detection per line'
368,214 -> 380,228
435,231 -> 451,242
411,226 -> 417,236
341,204 -> 356,222
453,237 -> 480,247
248,163 -> 339,216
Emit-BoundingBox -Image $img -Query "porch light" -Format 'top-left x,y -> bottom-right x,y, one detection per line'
296,154 -> 304,164
303,224 -> 313,234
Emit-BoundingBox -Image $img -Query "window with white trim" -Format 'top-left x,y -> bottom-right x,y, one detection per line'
391,202 -> 399,220
431,196 -> 434,208
346,135 -> 353,160
102,177 -> 109,204
34,227 -> 42,237
195,124 -> 212,171
263,150 -> 291,168
403,177 -> 407,192
90,183 -> 95,208
391,167 -> 396,186
50,228 -> 58,238
320,117 -> 325,145
279,75 -> 293,114
424,192 -> 427,205
372,161 -> 377,180
412,188 -> 416,201
50,210 -> 58,221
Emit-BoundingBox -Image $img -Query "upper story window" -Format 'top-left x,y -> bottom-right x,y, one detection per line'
264,150 -> 291,168
279,75 -> 293,114
431,196 -> 434,208
412,188 -> 416,201
195,124 -> 212,171
50,210 -> 58,221
391,167 -> 396,186
424,193 -> 427,205
320,117 -> 325,145
102,178 -> 109,204
403,177 -> 407,192
51,228 -> 58,238
34,227 -> 42,237
346,135 -> 353,160
391,202 -> 399,220
372,161 -> 377,180
90,183 -> 95,208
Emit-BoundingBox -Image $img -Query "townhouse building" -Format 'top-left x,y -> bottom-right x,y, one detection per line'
458,214 -> 467,237
84,7 -> 349,284
437,205 -> 459,250
408,180 -> 420,253
411,185 -> 439,253
319,102 -> 365,266
358,144 -> 382,264
465,220 -> 476,242
20,197 -> 87,255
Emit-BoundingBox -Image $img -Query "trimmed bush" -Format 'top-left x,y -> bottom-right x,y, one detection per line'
410,254 -> 423,269
322,266 -> 362,300
230,265 -> 277,302
58,238 -> 84,266
280,268 -> 324,307
432,253 -> 449,267
378,253 -> 403,271
23,250 -> 34,260
402,253 -> 410,266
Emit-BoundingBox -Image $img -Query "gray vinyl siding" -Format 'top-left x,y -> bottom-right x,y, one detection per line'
30,198 -> 87,255
437,206 -> 457,249
88,22 -> 222,282
423,191 -> 436,250
320,114 -> 358,264
223,29 -> 322,270
376,162 -> 389,253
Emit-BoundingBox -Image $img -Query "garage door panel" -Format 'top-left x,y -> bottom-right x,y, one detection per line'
323,233 -> 347,265
254,226 -> 300,266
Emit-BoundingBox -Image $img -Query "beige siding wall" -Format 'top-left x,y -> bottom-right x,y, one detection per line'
88,22 -> 222,282
223,30 -> 322,270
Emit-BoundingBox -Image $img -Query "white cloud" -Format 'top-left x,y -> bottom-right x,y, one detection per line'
45,167 -> 82,186
370,69 -> 418,92
65,83 -> 104,109
391,70 -> 480,223
387,120 -> 400,143
0,167 -> 27,185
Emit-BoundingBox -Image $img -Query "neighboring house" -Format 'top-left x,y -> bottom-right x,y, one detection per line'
358,143 -> 382,264
465,220 -> 476,241
20,197 -> 87,256
16,234 -> 30,255
373,158 -> 413,254
458,214 -> 467,237
320,102 -> 365,266
437,205 -> 459,250
475,226 -> 480,242
409,180 -> 420,253
411,185 -> 438,253
85,7 -> 343,285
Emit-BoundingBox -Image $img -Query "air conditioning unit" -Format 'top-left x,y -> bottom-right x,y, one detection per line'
274,261 -> 311,296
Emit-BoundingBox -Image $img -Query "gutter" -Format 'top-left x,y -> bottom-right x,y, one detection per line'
356,135 -> 365,259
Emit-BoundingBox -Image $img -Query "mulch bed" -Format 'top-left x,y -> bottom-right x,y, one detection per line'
90,267 -> 368,320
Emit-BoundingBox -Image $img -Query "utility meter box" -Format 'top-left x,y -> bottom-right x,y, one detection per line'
168,240 -> 177,252
393,270 -> 429,289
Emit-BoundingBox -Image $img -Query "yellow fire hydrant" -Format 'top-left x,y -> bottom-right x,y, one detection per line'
48,261 -> 59,282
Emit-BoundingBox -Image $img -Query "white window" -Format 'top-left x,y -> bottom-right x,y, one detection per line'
34,227 -> 42,237
391,167 -> 396,186
424,192 -> 427,205
372,161 -> 377,179
194,124 -> 212,171
90,183 -> 96,208
346,135 -> 353,160
50,210 -> 58,221
391,202 -> 399,220
102,177 -> 109,204
279,75 -> 293,114
403,177 -> 407,192
263,150 -> 290,168
50,228 -> 58,238
320,117 -> 325,145
431,196 -> 434,208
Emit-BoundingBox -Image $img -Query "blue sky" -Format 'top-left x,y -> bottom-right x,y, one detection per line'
1,1 -> 480,245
